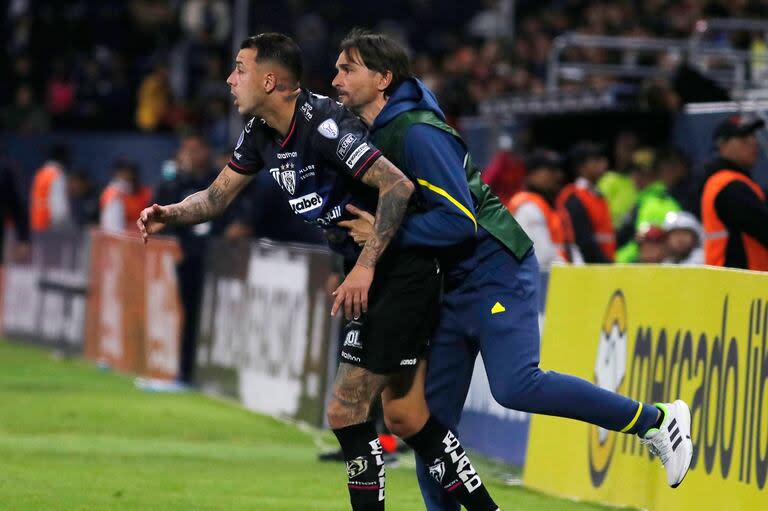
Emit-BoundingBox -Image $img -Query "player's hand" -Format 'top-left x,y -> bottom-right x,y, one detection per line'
331,264 -> 373,320
337,204 -> 375,247
137,203 -> 171,244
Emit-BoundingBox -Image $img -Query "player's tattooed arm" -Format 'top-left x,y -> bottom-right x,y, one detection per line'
137,166 -> 252,243
165,166 -> 251,225
357,156 -> 415,268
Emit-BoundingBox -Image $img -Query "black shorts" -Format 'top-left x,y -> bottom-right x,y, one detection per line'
339,248 -> 441,374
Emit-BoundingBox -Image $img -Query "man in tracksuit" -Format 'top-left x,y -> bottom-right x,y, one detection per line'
332,29 -> 693,510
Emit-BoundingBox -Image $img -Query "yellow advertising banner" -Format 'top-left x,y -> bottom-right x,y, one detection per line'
525,265 -> 768,511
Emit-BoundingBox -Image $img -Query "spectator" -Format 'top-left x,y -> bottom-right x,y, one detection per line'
615,148 -> 681,263
481,132 -> 525,205
701,116 -> 768,271
663,211 -> 703,264
1,84 -> 49,133
597,130 -> 639,226
136,63 -> 172,131
152,133 -> 229,384
67,169 -> 101,227
507,149 -> 581,271
0,158 -> 31,263
636,223 -> 668,264
99,159 -> 152,233
29,144 -> 72,232
557,142 -> 615,263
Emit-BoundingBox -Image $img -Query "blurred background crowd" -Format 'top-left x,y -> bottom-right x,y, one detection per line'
3,0 -> 768,272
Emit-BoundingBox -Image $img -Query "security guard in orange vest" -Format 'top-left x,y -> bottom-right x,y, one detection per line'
556,142 -> 615,262
701,116 -> 768,271
507,149 -> 581,270
99,158 -> 152,233
29,144 -> 72,231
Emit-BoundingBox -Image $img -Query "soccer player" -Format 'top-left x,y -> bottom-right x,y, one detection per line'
332,29 -> 693,511
137,33 -> 500,511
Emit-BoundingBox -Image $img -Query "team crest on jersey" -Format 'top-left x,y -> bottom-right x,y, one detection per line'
281,168 -> 296,195
245,117 -> 255,133
429,460 -> 446,483
318,118 -> 339,139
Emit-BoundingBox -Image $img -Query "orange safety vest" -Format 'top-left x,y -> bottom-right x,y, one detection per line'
508,191 -> 572,262
701,170 -> 768,271
556,182 -> 616,261
100,184 -> 152,232
29,163 -> 63,231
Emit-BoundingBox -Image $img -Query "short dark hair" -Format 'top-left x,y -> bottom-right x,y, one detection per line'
240,33 -> 303,85
340,28 -> 412,97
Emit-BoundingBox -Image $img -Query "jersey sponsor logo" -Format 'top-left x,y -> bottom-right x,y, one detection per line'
277,151 -> 297,159
300,102 -> 313,121
316,205 -> 342,226
289,192 -> 324,214
345,143 -> 370,169
343,329 -> 362,349
337,133 -> 358,159
400,358 -> 417,366
299,164 -> 315,180
235,130 -> 245,150
318,118 -> 339,139
346,457 -> 368,479
245,117 -> 255,133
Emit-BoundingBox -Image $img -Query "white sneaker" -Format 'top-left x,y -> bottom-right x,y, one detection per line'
641,400 -> 693,488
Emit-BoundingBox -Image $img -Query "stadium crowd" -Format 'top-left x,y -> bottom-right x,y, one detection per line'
4,0 -> 768,135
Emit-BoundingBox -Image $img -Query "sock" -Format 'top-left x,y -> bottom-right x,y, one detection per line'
404,416 -> 498,511
333,422 -> 385,510
636,403 -> 665,438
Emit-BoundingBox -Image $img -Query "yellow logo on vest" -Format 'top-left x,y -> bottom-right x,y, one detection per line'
491,302 -> 506,314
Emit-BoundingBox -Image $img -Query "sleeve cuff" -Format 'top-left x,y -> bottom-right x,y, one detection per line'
228,159 -> 256,175
352,149 -> 381,179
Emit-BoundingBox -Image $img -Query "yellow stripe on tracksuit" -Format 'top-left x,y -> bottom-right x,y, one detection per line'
620,402 -> 643,433
416,178 -> 477,230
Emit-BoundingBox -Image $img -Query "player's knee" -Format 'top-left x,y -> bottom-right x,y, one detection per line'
326,397 -> 366,429
488,367 -> 545,410
383,405 -> 428,438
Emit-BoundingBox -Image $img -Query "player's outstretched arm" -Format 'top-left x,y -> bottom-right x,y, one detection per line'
332,156 -> 414,319
136,165 -> 252,243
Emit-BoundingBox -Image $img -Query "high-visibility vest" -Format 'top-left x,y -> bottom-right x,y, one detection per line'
701,170 -> 768,270
557,183 -> 616,260
508,191 -> 572,262
100,184 -> 152,232
29,163 -> 63,231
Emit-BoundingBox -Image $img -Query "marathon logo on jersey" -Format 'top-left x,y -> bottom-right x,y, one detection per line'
341,351 -> 361,363
337,133 -> 358,159
245,117 -> 255,133
234,151 -> 243,160
289,192 -> 324,214
300,102 -> 313,121
318,118 -> 339,139
343,329 -> 362,349
345,143 -> 370,169
400,358 -> 417,366
277,151 -> 298,159
316,205 -> 342,226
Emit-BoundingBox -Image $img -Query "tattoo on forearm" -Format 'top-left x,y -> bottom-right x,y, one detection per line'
165,173 -> 232,225
358,158 -> 414,268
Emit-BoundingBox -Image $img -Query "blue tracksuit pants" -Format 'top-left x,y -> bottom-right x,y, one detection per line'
417,249 -> 658,510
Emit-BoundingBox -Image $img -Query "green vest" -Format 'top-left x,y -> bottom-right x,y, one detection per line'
370,110 -> 532,259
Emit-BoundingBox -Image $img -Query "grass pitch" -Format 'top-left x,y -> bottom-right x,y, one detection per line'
0,339 -> 631,510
